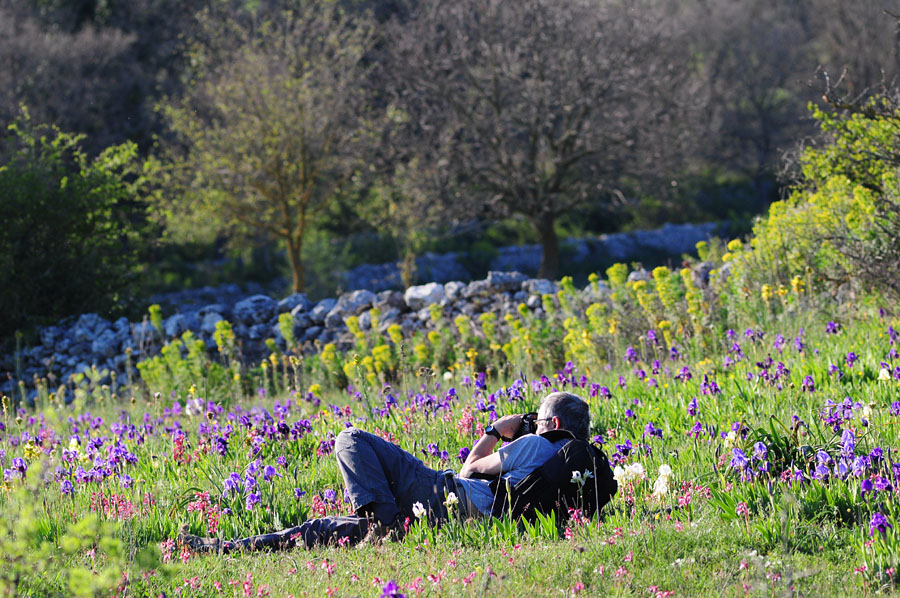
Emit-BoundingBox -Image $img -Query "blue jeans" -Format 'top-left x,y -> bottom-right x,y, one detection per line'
335,427 -> 458,525
221,428 -> 460,551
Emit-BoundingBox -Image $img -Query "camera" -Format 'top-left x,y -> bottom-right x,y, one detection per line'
514,412 -> 539,439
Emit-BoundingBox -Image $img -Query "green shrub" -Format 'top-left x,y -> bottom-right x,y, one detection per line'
136,329 -> 237,402
728,99 -> 900,303
0,111 -> 149,342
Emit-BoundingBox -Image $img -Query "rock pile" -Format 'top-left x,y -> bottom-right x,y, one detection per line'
2,221 -> 725,401
2,271 -> 582,399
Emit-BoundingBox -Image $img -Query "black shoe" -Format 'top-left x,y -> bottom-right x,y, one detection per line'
177,524 -> 224,553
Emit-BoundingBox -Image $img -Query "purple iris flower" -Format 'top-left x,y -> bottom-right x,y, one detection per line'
74,466 -> 88,485
457,447 -> 471,463
836,457 -> 851,478
223,472 -> 242,495
380,580 -> 405,598
852,456 -> 870,477
263,465 -> 279,482
846,352 -> 858,367
772,334 -> 784,353
700,375 -> 721,395
210,435 -> 227,456
688,398 -> 698,416
624,347 -> 638,363
841,429 -> 856,457
870,512 -> 893,536
826,321 -> 841,334
861,478 -> 874,497
615,440 -> 633,457
687,421 -> 702,439
60,479 -> 74,495
245,492 -> 261,510
753,442 -> 768,460
318,439 -> 335,456
800,375 -> 815,392
475,372 -> 487,390
730,448 -> 749,470
643,422 -> 663,440
119,474 -> 133,489
294,488 -> 306,500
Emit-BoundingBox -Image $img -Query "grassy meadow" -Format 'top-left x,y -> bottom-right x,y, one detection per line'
4,252 -> 900,597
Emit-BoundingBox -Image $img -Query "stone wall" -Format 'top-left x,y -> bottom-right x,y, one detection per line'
1,222 -> 724,400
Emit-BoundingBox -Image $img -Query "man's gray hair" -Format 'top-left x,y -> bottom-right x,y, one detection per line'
540,391 -> 591,440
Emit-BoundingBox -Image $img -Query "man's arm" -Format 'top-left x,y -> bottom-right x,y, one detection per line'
458,414 -> 522,478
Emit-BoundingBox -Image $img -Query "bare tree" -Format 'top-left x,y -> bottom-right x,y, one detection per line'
386,0 -> 698,279
0,2 -> 139,152
684,0 -> 821,204
800,0 -> 900,96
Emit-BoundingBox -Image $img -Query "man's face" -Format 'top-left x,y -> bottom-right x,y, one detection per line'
535,405 -> 558,435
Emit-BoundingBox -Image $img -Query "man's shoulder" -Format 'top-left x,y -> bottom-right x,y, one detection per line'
505,433 -> 551,450
501,434 -> 559,460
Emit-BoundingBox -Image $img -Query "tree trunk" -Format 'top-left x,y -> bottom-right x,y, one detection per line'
534,215 -> 559,280
285,235 -> 305,293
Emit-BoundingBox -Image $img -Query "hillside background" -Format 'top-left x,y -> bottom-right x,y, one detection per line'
3,0 -> 899,344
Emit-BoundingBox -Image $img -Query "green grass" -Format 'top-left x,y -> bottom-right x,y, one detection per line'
6,272 -> 900,596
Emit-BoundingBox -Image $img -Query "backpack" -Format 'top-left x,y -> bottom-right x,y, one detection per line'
489,430 -> 618,523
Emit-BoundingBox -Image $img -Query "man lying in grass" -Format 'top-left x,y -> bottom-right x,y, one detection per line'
179,391 -> 614,552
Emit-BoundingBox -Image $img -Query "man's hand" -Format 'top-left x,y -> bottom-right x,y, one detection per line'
490,414 -> 525,441
459,413 -> 527,478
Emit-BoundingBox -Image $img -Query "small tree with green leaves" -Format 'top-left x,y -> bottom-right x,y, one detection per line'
154,4 -> 381,293
729,96 -> 900,302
